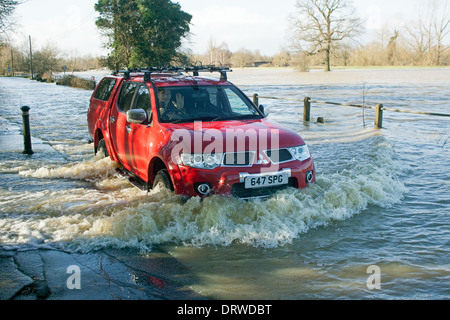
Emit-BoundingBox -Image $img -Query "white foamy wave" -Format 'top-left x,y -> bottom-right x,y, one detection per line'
1,138 -> 407,251
1,171 -> 406,251
19,157 -> 121,181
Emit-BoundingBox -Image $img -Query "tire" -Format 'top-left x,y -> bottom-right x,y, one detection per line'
153,169 -> 174,192
96,138 -> 109,158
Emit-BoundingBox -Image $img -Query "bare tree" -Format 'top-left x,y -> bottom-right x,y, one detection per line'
386,30 -> 399,65
290,0 -> 363,71
406,19 -> 430,64
0,0 -> 19,42
407,0 -> 450,65
231,48 -> 255,68
272,49 -> 292,67
205,37 -> 232,66
430,0 -> 450,65
32,42 -> 62,77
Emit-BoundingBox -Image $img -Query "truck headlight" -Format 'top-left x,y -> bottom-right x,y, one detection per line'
180,153 -> 223,170
288,145 -> 311,162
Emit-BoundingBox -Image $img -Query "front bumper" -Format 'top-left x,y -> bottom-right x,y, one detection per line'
172,159 -> 316,198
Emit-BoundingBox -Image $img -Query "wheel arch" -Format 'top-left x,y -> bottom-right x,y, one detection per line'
148,157 -> 167,186
94,128 -> 104,154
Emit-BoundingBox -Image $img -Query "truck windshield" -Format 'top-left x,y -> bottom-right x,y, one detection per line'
156,85 -> 263,123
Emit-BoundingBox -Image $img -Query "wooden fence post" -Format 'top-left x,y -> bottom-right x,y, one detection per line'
253,93 -> 259,106
304,97 -> 311,122
375,104 -> 383,128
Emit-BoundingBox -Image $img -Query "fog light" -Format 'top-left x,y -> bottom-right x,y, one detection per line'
306,171 -> 314,184
195,183 -> 212,196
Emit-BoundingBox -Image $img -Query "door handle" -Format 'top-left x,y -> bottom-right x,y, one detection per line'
110,116 -> 115,123
126,125 -> 132,134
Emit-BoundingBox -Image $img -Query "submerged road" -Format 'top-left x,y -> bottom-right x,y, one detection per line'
0,119 -> 207,300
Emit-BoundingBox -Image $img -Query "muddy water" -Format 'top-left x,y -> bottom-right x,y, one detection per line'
0,68 -> 449,299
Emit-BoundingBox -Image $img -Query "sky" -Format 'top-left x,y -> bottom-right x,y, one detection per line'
10,0 -> 425,57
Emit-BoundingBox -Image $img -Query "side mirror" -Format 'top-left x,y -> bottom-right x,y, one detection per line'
127,109 -> 148,124
259,105 -> 269,117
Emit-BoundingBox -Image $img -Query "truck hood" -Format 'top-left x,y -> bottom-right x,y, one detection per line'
160,119 -> 305,154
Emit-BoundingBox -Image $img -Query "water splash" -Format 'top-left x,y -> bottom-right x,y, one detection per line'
1,138 -> 407,252
19,156 -> 121,182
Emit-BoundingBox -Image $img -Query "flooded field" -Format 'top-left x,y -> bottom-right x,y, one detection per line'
0,68 -> 449,299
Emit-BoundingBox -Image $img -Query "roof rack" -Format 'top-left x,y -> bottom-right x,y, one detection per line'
113,66 -> 232,82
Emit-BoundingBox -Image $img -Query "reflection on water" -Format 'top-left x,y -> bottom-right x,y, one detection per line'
0,69 -> 449,299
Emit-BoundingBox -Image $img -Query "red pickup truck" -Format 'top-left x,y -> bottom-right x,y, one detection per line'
87,67 -> 315,199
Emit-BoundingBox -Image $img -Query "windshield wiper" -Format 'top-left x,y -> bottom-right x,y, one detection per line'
170,118 -> 194,124
171,116 -> 219,124
229,114 -> 262,120
170,114 -> 261,124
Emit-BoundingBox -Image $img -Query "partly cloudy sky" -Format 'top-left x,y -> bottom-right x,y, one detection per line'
11,0 -> 423,56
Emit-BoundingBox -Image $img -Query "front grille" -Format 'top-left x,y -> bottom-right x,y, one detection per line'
265,149 -> 293,164
231,178 -> 297,199
223,151 -> 255,167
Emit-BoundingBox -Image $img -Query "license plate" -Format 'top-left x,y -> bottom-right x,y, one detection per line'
244,173 -> 289,189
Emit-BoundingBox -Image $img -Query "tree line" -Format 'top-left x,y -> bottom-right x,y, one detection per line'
0,0 -> 449,76
0,41 -> 102,78
0,0 -> 102,77
285,0 -> 450,71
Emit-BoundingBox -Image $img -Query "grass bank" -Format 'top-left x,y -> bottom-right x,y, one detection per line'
56,75 -> 96,90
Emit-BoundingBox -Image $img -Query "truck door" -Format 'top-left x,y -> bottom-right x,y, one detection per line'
109,81 -> 139,171
127,84 -> 156,181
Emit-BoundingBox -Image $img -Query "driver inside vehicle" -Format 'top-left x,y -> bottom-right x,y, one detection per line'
158,89 -> 189,121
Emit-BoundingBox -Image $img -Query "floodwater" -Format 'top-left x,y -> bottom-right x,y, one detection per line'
0,68 -> 449,299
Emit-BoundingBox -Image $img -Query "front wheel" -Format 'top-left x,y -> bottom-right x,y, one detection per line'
96,138 -> 109,158
153,169 -> 174,192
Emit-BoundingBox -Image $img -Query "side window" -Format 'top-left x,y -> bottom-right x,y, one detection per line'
94,78 -> 117,101
118,82 -> 138,113
205,87 -> 219,108
134,85 -> 153,122
224,87 -> 257,115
